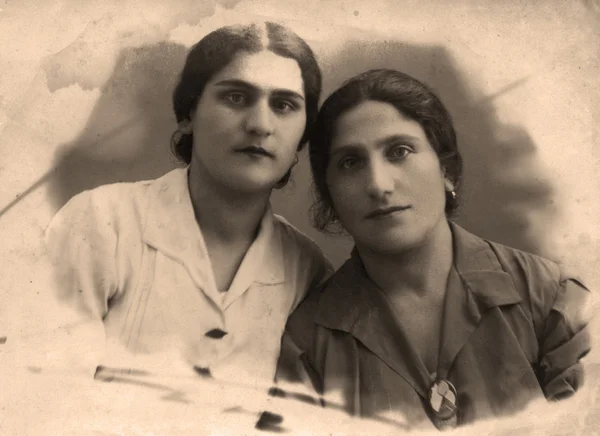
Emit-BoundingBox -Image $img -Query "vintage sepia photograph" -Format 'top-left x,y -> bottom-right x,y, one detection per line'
0,0 -> 598,434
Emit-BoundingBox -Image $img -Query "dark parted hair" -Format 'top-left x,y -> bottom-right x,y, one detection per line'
309,68 -> 463,233
171,21 -> 322,186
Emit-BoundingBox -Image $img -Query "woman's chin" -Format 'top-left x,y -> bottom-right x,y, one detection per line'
359,235 -> 419,256
224,173 -> 287,194
226,179 -> 280,194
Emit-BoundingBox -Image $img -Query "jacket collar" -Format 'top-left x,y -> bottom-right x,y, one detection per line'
141,168 -> 285,306
315,222 -> 521,329
314,221 -> 522,395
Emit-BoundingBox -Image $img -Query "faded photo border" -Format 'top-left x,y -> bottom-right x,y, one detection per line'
0,0 -> 599,435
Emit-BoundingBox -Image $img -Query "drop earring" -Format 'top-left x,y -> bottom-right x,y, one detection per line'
443,178 -> 456,200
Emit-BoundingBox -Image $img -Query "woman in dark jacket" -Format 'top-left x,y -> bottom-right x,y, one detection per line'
280,69 -> 591,430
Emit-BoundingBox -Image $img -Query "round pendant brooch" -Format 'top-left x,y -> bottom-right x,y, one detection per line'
428,379 -> 458,421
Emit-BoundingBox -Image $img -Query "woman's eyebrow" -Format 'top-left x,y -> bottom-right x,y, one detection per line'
213,79 -> 305,101
330,144 -> 363,158
331,134 -> 420,157
376,134 -> 420,147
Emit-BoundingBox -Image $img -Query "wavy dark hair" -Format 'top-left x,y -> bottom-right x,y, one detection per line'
309,68 -> 463,233
171,22 -> 322,187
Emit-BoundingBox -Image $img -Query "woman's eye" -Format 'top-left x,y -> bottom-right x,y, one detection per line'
225,92 -> 246,105
272,99 -> 296,113
389,146 -> 411,160
338,156 -> 361,170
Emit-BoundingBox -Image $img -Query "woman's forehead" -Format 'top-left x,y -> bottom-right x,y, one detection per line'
331,101 -> 427,149
208,50 -> 305,97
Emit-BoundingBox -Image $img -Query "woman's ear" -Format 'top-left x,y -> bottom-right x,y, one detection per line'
178,119 -> 193,134
441,165 -> 455,192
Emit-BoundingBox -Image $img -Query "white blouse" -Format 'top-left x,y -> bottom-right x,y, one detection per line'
45,167 -> 332,386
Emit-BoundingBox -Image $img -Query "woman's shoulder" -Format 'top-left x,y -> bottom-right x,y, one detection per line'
487,239 -> 562,283
271,214 -> 327,261
482,234 -> 590,329
50,171 -> 179,228
44,173 -> 182,254
481,236 -> 587,296
271,215 -> 335,309
64,179 -> 153,213
451,223 -> 561,286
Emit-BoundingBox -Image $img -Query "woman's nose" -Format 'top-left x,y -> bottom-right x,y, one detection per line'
365,159 -> 395,199
245,100 -> 275,137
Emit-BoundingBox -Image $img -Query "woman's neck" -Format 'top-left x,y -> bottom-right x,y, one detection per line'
187,162 -> 271,244
357,220 -> 454,298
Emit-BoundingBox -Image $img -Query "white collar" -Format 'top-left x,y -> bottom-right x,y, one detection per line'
142,167 -> 286,307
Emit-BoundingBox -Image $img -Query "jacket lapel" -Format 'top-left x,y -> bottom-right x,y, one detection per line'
314,255 -> 431,397
438,223 -> 523,374
142,167 -> 214,293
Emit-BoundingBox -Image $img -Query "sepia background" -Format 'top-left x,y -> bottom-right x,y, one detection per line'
0,0 -> 599,434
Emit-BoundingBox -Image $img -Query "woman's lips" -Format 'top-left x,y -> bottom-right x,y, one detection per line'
365,205 -> 411,219
237,146 -> 275,158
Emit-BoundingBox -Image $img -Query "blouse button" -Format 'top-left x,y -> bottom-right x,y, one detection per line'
193,366 -> 212,378
205,328 -> 228,339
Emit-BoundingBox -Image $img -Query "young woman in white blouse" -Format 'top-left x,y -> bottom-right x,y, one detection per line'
45,22 -> 331,386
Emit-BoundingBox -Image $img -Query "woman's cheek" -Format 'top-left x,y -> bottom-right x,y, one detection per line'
331,185 -> 357,220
